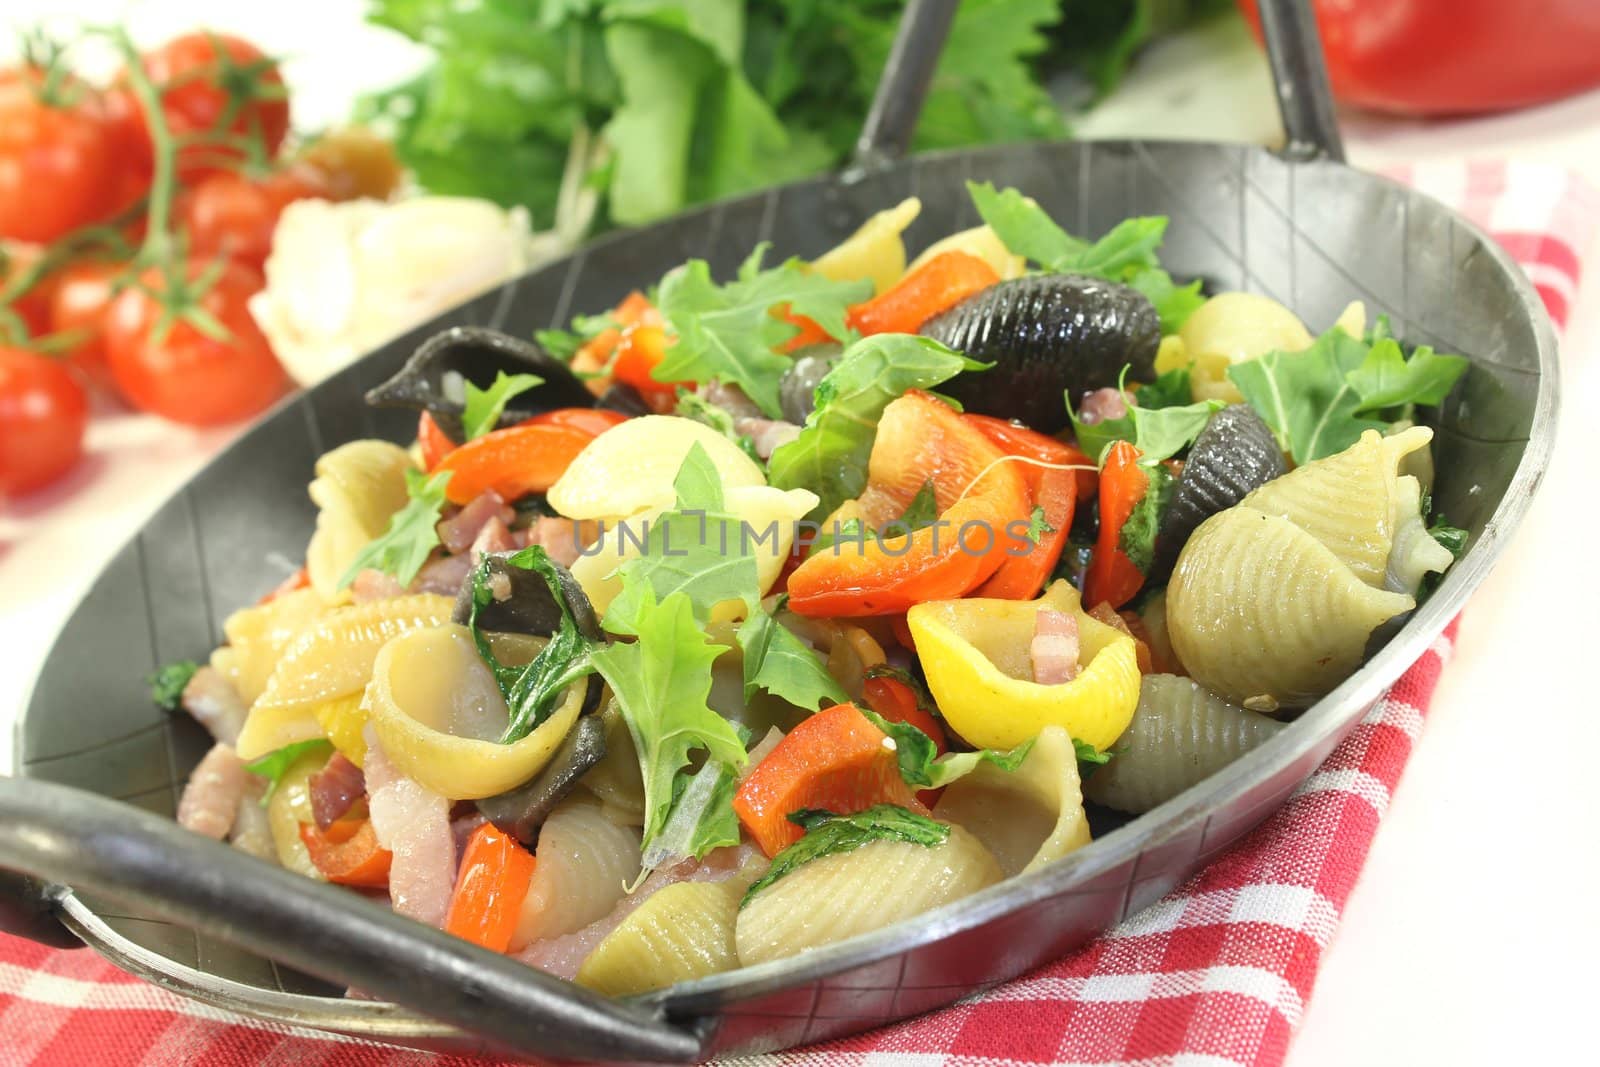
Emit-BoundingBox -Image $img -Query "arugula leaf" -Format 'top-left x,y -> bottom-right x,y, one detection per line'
147,660 -> 199,711
1024,505 -> 1055,545
1428,517 -> 1469,560
336,468 -> 453,590
1129,268 -> 1206,334
860,708 -> 1033,790
1131,367 -> 1195,410
1117,463 -> 1174,573
244,740 -> 333,804
1069,369 -> 1222,466
536,313 -> 620,362
1227,328 -> 1389,464
735,606 -> 847,710
461,371 -> 543,440
589,586 -> 748,849
641,758 -> 742,871
1345,340 -> 1468,414
1074,737 -> 1111,766
767,334 -> 985,518
652,246 -> 870,417
741,804 -> 949,906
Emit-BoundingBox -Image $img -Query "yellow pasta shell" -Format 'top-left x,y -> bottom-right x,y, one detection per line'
934,726 -> 1091,877
364,624 -> 585,800
810,197 -> 921,296
907,224 -> 1025,281
265,748 -> 328,880
220,588 -> 327,705
577,880 -> 743,996
1167,507 -> 1413,708
1178,292 -> 1313,404
908,581 -> 1142,752
313,693 -> 369,768
236,594 -> 453,760
304,440 -> 415,601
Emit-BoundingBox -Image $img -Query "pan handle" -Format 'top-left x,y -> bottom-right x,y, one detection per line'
0,776 -> 708,1063
848,0 -> 960,175
1257,0 -> 1346,162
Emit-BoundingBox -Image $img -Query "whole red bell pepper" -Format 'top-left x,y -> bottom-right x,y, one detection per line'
1239,0 -> 1600,114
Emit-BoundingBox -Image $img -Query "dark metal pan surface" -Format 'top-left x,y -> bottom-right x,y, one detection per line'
0,1 -> 1557,1061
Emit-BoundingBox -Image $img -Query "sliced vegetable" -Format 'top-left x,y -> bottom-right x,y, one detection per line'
907,581 -> 1141,752
741,805 -> 949,906
787,391 -> 1030,616
1084,441 -> 1149,609
966,416 -> 1087,600
434,422 -> 593,505
847,250 -> 1000,337
299,818 -> 392,888
523,408 -> 629,437
444,822 -> 537,952
733,702 -> 927,858
417,412 -> 457,471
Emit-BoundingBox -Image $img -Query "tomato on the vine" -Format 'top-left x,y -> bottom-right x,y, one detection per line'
0,71 -> 117,243
49,259 -> 126,392
96,84 -> 154,217
0,346 -> 88,497
178,166 -> 329,270
105,258 -> 285,425
127,33 -> 289,182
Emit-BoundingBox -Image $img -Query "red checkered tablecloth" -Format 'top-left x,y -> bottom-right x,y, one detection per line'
1,159 -> 1592,1067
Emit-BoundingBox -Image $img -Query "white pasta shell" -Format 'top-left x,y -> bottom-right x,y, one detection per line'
576,880 -> 743,996
304,440 -> 415,601
1385,474 -> 1455,596
934,726 -> 1092,877
735,825 -> 1001,967
513,797 -> 642,949
1085,674 -> 1286,814
1243,426 -> 1433,587
1167,507 -> 1413,708
546,416 -> 767,523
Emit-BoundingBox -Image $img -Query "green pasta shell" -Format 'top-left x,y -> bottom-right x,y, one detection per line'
1086,674 -> 1286,814
1167,507 -> 1414,708
576,880 -> 743,996
1386,475 -> 1456,595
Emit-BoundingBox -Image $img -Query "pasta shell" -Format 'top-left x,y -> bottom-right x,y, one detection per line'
576,880 -> 744,996
579,698 -> 645,824
304,440 -> 415,601
1243,426 -> 1433,587
1085,674 -> 1286,814
735,824 -> 1001,967
236,594 -> 452,760
934,726 -> 1091,877
1177,292 -> 1313,403
220,588 -> 327,705
907,224 -> 1026,281
1385,475 -> 1455,596
265,747 -> 328,880
513,797 -> 641,949
810,197 -> 921,296
1167,507 -> 1413,708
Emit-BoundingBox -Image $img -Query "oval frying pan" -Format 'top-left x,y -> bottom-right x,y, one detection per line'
0,0 -> 1557,1061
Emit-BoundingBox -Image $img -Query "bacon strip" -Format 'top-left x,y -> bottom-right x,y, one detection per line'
1030,608 -> 1081,685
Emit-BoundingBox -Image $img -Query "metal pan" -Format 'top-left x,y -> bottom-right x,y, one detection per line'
0,0 -> 1557,1060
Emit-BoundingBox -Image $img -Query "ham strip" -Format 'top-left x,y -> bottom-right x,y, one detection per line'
181,666 -> 247,746
525,516 -> 590,568
734,416 -> 801,460
1077,387 -> 1128,425
178,743 -> 249,840
309,752 -> 366,830
364,728 -> 456,929
1031,608 -> 1081,685
230,777 -> 275,860
437,490 -> 513,554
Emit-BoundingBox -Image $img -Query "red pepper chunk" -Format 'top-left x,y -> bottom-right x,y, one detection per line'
965,415 -> 1090,601
444,822 -> 537,953
786,391 -> 1030,617
299,819 -> 392,888
417,411 -> 457,471
1084,440 -> 1149,609
433,422 -> 595,505
847,251 -> 999,336
734,702 -> 927,858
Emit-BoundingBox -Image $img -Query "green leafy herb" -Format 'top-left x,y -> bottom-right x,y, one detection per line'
861,708 -> 1033,789
244,740 -> 333,804
147,659 -> 199,711
1345,341 -> 1468,414
768,334 -> 986,518
590,587 -> 748,850
674,389 -> 760,463
336,468 -> 453,590
1024,505 -> 1055,545
461,371 -> 543,440
1129,267 -> 1206,334
1428,518 -> 1469,560
741,804 -> 950,906
1117,463 -> 1174,573
1131,367 -> 1195,410
641,758 -> 742,871
736,605 -> 849,710
536,313 -> 620,362
652,246 -> 870,417
1069,368 -> 1222,466
1074,737 -> 1111,766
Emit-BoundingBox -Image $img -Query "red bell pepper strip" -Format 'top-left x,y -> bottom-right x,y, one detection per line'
778,305 -> 832,352
417,411 -> 457,471
444,822 -> 537,953
966,415 -> 1091,601
1084,440 -> 1148,610
734,702 -> 927,858
299,819 -> 392,888
862,674 -> 947,810
521,407 -> 629,437
846,251 -> 999,336
786,391 -> 1030,617
433,422 -> 594,506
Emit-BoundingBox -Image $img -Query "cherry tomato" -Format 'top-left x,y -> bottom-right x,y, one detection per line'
0,72 -> 117,243
297,127 -> 404,202
96,85 -> 154,217
178,166 -> 329,270
128,33 -> 289,182
49,259 -> 127,392
105,258 -> 286,426
0,347 -> 88,497
1,241 -> 55,341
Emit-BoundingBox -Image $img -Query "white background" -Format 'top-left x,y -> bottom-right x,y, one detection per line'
3,5 -> 1599,1065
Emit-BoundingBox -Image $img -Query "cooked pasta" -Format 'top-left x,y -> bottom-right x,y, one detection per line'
933,726 -> 1091,876
1175,292 -> 1314,403
1167,507 -> 1414,708
304,440 -> 414,601
576,879 -> 745,996
578,699 -> 645,823
907,224 -> 1026,281
735,824 -> 1002,967
810,196 -> 921,295
513,797 -> 642,950
1386,474 -> 1456,595
219,587 -> 326,705
1084,674 -> 1286,813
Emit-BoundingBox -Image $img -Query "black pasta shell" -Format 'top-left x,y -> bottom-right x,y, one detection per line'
364,326 -> 595,439
919,274 -> 1160,432
1147,404 -> 1286,583
476,714 -> 606,846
